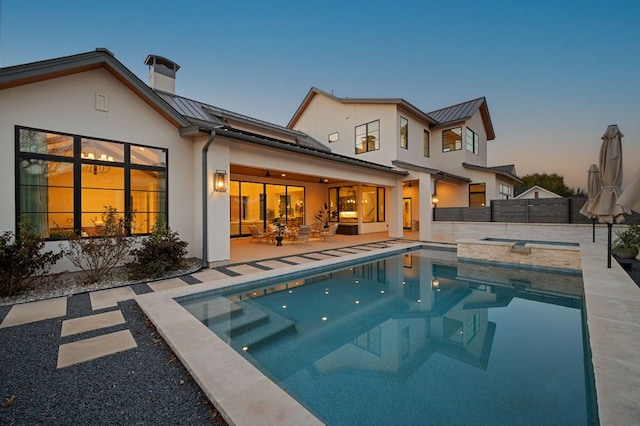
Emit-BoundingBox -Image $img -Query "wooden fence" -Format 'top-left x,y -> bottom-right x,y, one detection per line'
433,197 -> 640,225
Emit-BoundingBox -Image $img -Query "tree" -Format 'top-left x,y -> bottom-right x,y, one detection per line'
515,173 -> 582,197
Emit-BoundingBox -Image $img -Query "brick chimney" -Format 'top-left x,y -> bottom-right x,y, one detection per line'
144,55 -> 180,94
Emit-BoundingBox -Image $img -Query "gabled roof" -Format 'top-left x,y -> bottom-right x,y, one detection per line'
288,88 -> 496,141
514,185 -> 562,199
157,91 -> 330,152
288,87 -> 437,129
0,48 -> 191,129
462,162 -> 522,183
428,97 -> 495,140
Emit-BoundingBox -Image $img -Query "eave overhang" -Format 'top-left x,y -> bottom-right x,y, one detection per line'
392,160 -> 471,184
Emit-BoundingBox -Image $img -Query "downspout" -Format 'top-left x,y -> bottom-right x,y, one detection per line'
201,129 -> 217,269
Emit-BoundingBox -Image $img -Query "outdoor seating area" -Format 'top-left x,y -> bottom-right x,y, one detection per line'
249,221 -> 341,245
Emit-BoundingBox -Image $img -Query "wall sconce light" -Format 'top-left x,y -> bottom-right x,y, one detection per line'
431,279 -> 440,291
431,194 -> 439,205
214,170 -> 228,192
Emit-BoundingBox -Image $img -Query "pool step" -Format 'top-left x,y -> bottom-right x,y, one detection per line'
180,296 -> 243,325
209,301 -> 296,351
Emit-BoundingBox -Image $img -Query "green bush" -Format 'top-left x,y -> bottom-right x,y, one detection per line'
0,218 -> 63,297
127,220 -> 188,280
62,206 -> 134,285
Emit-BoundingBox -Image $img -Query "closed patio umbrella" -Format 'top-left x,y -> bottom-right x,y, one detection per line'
617,169 -> 640,214
589,124 -> 629,267
579,164 -> 601,242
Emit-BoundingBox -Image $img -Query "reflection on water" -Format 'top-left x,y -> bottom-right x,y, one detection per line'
180,249 -> 593,425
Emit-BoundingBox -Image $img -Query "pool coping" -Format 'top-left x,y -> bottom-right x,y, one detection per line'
136,240 -> 640,425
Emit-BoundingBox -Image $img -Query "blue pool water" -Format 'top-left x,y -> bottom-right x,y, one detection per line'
179,248 -> 596,425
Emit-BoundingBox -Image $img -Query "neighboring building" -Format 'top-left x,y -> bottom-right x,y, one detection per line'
514,185 -> 562,200
287,88 -> 521,240
0,48 -> 519,270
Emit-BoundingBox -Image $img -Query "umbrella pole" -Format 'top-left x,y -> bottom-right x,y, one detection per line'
592,218 -> 596,242
607,223 -> 612,268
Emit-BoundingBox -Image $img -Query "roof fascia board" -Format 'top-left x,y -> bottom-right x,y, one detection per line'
392,160 -> 471,184
462,162 -> 522,183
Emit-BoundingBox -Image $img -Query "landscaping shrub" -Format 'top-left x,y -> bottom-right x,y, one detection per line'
62,206 -> 134,284
0,218 -> 63,297
127,219 -> 188,280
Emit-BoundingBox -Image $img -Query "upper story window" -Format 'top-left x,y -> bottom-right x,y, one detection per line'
355,120 -> 380,154
499,184 -> 512,200
423,129 -> 430,157
16,126 -> 168,239
442,127 -> 462,152
466,128 -> 479,154
328,132 -> 339,143
400,117 -> 408,149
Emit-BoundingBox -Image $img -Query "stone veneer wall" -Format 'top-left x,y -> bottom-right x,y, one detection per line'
457,239 -> 582,271
431,222 -> 625,245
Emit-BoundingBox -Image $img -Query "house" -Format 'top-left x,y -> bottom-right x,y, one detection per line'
0,48 -> 519,271
514,185 -> 562,199
287,88 -> 521,240
0,49 -> 410,270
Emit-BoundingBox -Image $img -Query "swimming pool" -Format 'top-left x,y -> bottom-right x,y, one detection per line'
178,248 -> 597,425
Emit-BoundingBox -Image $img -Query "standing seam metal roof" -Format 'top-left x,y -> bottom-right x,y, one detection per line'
157,91 -> 330,152
427,97 -> 486,125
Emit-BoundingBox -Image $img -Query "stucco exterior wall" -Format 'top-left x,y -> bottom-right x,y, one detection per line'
0,68 -> 196,270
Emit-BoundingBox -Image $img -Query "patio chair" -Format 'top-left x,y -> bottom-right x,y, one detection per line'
310,220 -> 324,238
319,223 -> 338,242
249,225 -> 267,243
292,225 -> 311,245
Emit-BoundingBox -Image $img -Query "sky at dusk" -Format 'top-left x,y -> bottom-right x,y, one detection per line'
1,0 -> 638,190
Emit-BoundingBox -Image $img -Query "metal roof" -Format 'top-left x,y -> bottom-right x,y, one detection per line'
427,97 -> 486,125
462,162 -> 522,183
157,91 -> 331,152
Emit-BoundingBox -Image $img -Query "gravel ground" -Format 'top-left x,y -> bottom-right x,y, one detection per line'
0,279 -> 228,425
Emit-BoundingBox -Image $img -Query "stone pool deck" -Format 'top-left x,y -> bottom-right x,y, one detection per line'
579,242 -> 640,425
2,232 -> 638,424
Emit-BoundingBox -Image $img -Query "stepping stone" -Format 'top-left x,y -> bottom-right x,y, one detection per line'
300,253 -> 333,260
148,278 -> 188,292
194,268 -> 233,282
281,256 -> 314,264
57,329 -> 137,368
0,297 -> 67,328
89,286 -> 137,310
255,260 -> 294,269
226,264 -> 268,275
61,310 -> 126,337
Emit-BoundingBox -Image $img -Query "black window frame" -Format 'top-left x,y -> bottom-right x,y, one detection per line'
400,117 -> 408,149
466,127 -> 479,154
423,129 -> 430,157
469,182 -> 486,207
355,119 -> 380,154
442,127 -> 462,152
15,125 -> 168,239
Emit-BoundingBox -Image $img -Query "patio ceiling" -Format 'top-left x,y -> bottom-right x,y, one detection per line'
230,164 -> 345,185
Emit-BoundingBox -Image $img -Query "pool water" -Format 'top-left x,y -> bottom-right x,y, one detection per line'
180,249 -> 596,425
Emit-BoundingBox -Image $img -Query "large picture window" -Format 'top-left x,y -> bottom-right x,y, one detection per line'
442,127 -> 462,152
355,120 -> 380,154
16,127 -> 168,239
